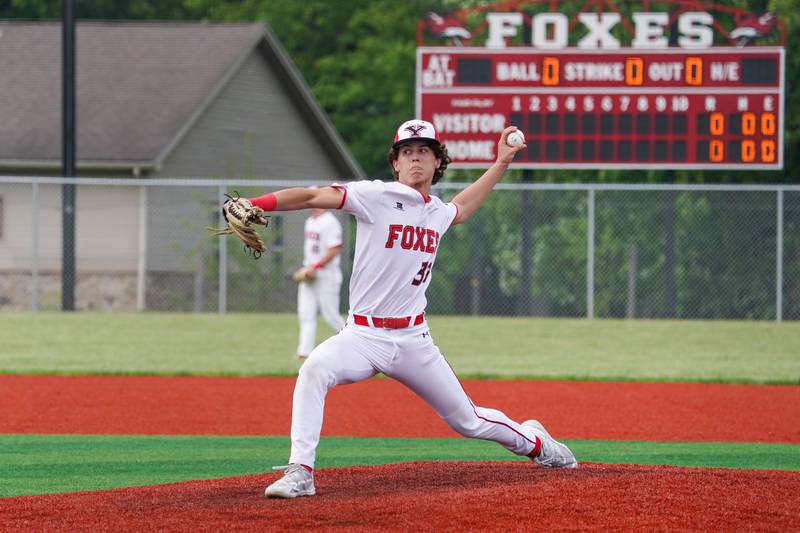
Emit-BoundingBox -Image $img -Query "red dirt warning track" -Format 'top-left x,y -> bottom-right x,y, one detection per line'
2,375 -> 799,442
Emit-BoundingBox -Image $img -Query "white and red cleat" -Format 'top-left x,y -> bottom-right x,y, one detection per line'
522,419 -> 578,469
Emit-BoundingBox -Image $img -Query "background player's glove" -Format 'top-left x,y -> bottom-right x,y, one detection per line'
208,192 -> 270,258
292,266 -> 317,283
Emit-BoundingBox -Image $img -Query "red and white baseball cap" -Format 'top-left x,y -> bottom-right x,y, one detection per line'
392,119 -> 441,149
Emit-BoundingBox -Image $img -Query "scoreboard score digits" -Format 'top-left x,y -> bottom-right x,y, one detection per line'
416,48 -> 784,169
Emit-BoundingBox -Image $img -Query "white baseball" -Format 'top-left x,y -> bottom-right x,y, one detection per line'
506,130 -> 525,147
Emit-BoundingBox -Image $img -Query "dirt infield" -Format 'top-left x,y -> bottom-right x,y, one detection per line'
2,375 -> 799,442
3,462 -> 799,531
2,375 -> 799,530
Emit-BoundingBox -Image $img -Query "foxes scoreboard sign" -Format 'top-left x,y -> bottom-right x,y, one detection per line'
417,48 -> 784,169
416,2 -> 785,170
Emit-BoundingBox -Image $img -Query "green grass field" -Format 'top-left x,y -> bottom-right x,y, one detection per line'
1,313 -> 798,383
3,434 -> 799,497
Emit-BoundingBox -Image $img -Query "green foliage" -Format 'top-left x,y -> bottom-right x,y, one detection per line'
771,0 -> 800,178
311,3 -> 420,179
528,190 -> 587,315
0,0 -> 205,19
675,191 -> 777,318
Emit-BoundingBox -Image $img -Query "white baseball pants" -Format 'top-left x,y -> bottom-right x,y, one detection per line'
288,320 -> 538,468
296,276 -> 345,357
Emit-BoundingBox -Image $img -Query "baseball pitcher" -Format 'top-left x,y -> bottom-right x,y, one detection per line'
217,120 -> 577,499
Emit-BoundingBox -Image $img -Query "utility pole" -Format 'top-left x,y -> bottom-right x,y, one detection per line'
519,169 -> 534,315
62,0 -> 76,310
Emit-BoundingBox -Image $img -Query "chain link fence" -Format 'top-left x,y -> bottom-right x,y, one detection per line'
0,177 -> 797,321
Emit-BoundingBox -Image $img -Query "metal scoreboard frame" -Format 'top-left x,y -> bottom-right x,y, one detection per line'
416,46 -> 785,170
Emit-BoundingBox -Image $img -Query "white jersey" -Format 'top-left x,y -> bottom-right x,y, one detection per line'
303,211 -> 342,275
334,180 -> 458,317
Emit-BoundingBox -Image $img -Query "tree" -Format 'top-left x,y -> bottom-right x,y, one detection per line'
184,0 -> 442,178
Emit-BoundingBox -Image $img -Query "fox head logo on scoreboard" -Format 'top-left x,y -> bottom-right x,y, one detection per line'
417,1 -> 784,49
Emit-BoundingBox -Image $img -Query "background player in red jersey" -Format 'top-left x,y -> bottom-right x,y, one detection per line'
248,120 -> 577,499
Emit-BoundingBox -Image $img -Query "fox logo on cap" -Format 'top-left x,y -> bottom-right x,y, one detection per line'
393,119 -> 441,149
404,124 -> 426,137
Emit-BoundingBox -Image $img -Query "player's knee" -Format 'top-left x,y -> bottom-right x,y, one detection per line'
297,356 -> 336,388
443,412 -> 483,438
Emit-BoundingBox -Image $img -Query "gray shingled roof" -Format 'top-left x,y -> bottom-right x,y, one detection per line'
0,21 -> 297,166
0,21 -> 365,178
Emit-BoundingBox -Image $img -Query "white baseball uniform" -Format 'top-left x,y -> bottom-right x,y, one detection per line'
288,180 -> 539,468
296,211 -> 346,357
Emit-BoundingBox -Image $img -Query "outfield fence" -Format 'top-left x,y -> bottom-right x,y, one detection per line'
0,176 -> 797,321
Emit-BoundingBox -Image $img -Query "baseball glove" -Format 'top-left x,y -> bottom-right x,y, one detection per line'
292,266 -> 317,283
208,192 -> 270,258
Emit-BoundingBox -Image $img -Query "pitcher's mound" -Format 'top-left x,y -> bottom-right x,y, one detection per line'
3,461 -> 798,530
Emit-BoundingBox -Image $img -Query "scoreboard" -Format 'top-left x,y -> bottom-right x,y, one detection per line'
416,47 -> 784,169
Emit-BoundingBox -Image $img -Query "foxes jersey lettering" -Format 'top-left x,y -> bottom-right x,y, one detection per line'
334,180 -> 457,317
